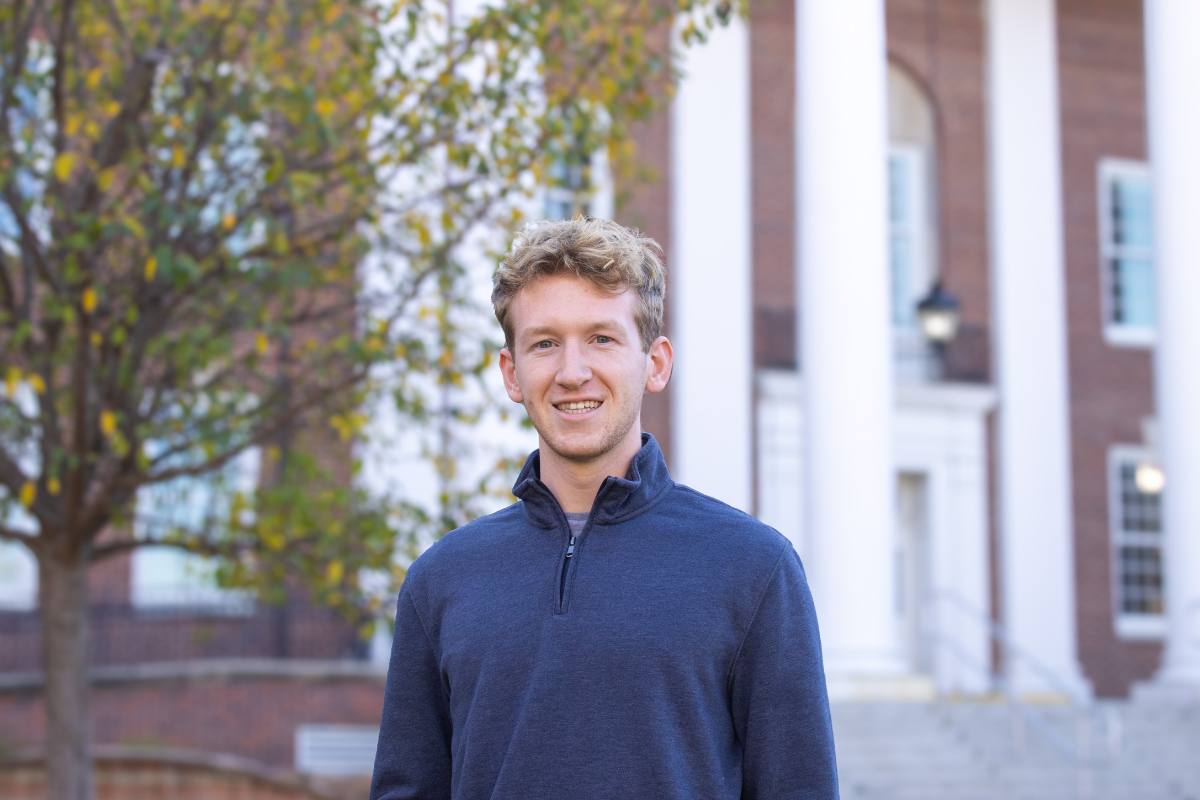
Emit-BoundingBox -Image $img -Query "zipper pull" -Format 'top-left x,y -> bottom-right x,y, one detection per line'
566,534 -> 577,558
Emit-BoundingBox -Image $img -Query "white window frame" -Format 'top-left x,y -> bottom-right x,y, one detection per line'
1108,444 -> 1166,640
1097,158 -> 1156,348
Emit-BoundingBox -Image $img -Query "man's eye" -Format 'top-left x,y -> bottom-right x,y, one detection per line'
535,340 -> 554,349
595,336 -> 612,344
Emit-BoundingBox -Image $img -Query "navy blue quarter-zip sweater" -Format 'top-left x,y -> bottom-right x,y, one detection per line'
370,434 -> 838,800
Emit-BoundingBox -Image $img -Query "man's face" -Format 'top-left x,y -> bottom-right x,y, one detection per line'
499,274 -> 671,464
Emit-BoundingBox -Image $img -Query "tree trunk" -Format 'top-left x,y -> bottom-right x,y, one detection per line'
40,549 -> 93,800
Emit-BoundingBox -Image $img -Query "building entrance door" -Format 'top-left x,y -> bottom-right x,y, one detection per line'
895,473 -> 931,673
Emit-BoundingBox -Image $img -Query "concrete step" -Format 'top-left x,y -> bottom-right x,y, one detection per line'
831,699 -> 1200,800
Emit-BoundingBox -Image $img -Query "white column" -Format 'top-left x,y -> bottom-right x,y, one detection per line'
670,19 -> 753,513
985,0 -> 1089,699
1146,0 -> 1200,692
796,0 -> 907,683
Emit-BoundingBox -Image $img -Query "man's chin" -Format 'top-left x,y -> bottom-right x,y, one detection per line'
542,436 -> 611,464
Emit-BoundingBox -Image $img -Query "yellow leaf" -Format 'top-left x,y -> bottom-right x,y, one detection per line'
326,560 -> 344,586
47,477 -> 61,496
265,532 -> 285,551
65,114 -> 83,136
5,367 -> 18,397
19,481 -> 35,507
97,169 -> 115,191
54,152 -> 76,182
323,3 -> 341,24
91,332 -> 102,347
122,215 -> 146,240
315,98 -> 336,117
28,374 -> 46,394
256,332 -> 269,354
105,101 -> 121,117
86,67 -> 103,89
84,120 -> 100,139
222,213 -> 237,231
100,410 -> 116,436
144,256 -> 157,281
172,145 -> 186,168
82,287 -> 97,313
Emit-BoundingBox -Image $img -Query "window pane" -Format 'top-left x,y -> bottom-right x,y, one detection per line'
1111,178 -> 1153,248
0,541 -> 37,611
889,157 -> 909,224
131,447 -> 259,609
1111,257 -> 1156,327
888,154 -> 914,327
1119,463 -> 1162,533
890,232 -> 913,327
131,545 -> 250,609
544,197 -> 571,221
1119,545 -> 1163,614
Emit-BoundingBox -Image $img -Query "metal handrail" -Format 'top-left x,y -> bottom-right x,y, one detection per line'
929,588 -> 1087,703
921,588 -> 1120,799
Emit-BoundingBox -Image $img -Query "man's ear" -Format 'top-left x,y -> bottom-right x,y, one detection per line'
645,336 -> 673,394
498,347 -> 524,403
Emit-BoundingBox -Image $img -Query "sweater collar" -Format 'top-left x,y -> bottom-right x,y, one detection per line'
512,433 -> 674,528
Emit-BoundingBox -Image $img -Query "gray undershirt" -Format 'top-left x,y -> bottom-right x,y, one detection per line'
565,512 -> 589,538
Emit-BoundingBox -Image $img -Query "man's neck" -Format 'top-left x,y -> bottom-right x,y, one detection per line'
538,426 -> 644,514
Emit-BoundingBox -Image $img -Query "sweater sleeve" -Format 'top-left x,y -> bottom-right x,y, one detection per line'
730,545 -> 839,800
370,584 -> 453,800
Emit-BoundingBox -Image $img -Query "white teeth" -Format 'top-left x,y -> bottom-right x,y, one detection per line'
556,400 -> 601,413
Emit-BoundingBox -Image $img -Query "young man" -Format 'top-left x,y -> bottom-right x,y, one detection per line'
371,218 -> 838,800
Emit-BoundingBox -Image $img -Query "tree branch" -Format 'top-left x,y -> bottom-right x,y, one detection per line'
0,445 -> 30,498
0,0 -> 39,127
50,0 -> 77,159
89,537 -> 149,562
0,525 -> 38,549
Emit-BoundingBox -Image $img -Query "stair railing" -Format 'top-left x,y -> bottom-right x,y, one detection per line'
921,588 -> 1122,800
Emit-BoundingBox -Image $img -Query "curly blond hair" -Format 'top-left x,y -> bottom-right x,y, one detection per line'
492,218 -> 666,352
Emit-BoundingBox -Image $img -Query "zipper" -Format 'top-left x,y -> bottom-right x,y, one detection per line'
558,532 -> 577,605
553,477 -> 612,614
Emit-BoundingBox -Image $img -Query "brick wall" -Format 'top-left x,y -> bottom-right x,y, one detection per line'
1057,0 -> 1161,696
0,763 -> 327,800
750,0 -> 797,372
1,574 -> 362,673
886,0 -> 992,382
616,16 -> 675,471
745,0 -> 992,377
0,672 -> 384,768
0,749 -> 367,800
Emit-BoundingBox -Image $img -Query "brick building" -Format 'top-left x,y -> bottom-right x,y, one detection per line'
640,0 -> 1199,706
3,0 -> 1199,790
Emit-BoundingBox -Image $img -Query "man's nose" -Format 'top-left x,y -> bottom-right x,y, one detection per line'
556,341 -> 592,388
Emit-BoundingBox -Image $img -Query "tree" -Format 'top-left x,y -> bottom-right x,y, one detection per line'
0,0 -> 736,797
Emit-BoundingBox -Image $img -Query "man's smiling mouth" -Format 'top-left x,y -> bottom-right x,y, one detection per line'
554,400 -> 602,414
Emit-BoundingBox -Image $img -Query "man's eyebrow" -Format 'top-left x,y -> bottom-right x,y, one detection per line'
521,325 -> 558,340
520,320 -> 628,340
